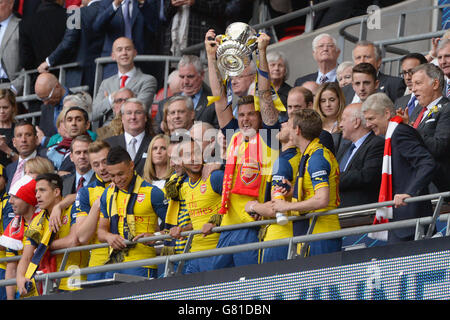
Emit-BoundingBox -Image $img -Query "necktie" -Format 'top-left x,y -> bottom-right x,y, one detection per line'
319,75 -> 328,84
413,106 -> 428,129
406,95 -> 417,117
123,0 -> 132,39
120,75 -> 129,88
10,159 -> 25,189
76,176 -> 85,192
339,143 -> 356,172
128,137 -> 137,160
447,80 -> 450,98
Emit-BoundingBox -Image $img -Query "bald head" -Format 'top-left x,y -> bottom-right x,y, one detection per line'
339,103 -> 369,142
112,37 -> 137,72
35,73 -> 64,105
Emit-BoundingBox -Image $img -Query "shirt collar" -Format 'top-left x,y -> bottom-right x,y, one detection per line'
124,130 -> 145,145
317,68 -> 337,82
76,169 -> 94,185
353,131 -> 371,149
425,96 -> 443,110
19,150 -> 37,163
119,67 -> 136,79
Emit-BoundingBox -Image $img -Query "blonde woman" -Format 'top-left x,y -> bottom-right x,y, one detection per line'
0,89 -> 18,165
24,157 -> 55,179
143,134 -> 173,189
313,82 -> 346,134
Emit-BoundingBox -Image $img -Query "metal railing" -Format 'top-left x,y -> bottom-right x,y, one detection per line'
0,191 -> 448,295
338,3 -> 450,73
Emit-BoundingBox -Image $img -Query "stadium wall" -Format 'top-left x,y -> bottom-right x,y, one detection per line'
38,236 -> 450,300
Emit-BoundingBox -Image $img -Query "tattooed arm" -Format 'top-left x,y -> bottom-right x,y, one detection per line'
257,33 -> 279,126
205,29 -> 233,129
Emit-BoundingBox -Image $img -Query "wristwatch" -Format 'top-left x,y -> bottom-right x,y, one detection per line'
7,150 -> 16,159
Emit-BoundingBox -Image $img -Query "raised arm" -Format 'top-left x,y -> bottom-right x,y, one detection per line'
205,29 -> 233,128
256,33 -> 279,126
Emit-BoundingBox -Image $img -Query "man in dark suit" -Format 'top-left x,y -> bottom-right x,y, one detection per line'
350,40 -> 406,103
36,0 -> 104,95
34,72 -> 72,145
362,92 -> 435,243
154,55 -> 218,134
104,97 -> 152,176
294,33 -> 340,87
18,0 -> 67,71
337,103 -> 384,208
410,63 -> 450,193
394,53 -> 428,122
62,135 -> 95,196
93,0 -> 159,78
5,121 -> 47,192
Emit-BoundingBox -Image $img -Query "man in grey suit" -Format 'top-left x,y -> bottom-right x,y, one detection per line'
104,98 -> 152,176
0,0 -> 23,94
92,36 -> 157,126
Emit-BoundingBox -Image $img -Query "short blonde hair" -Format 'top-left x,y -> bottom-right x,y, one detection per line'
25,157 -> 55,175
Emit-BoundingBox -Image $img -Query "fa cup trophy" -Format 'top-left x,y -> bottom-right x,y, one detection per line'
216,22 -> 258,77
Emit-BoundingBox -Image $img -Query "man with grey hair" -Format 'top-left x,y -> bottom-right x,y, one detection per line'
347,40 -> 405,103
165,95 -> 195,136
362,92 -> 435,243
337,103 -> 384,208
294,33 -> 340,86
154,54 -> 218,133
409,63 -> 450,193
436,38 -> 450,97
104,97 -> 152,176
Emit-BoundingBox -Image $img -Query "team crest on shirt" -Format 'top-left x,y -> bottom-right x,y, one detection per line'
239,160 -> 261,185
61,215 -> 68,225
137,193 -> 145,203
200,183 -> 207,194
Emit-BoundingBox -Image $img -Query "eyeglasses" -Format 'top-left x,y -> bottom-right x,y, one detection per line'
37,85 -> 56,102
399,69 -> 414,78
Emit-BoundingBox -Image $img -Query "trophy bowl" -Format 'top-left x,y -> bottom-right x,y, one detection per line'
216,22 -> 258,77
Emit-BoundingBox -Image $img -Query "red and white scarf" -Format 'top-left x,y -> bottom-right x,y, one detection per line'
368,115 -> 403,241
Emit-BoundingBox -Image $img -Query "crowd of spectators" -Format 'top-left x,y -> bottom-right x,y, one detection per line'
0,0 -> 447,300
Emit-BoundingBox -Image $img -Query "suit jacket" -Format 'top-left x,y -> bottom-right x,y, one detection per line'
394,93 -> 421,124
294,71 -> 339,87
92,67 -> 157,123
104,132 -> 152,176
161,0 -> 225,56
337,132 -> 384,208
415,96 -> 450,193
153,84 -> 219,134
39,89 -> 74,139
62,171 -> 96,197
342,72 -> 406,105
0,14 -> 23,94
93,0 -> 159,78
389,123 -> 435,241
4,147 -> 49,192
47,1 -> 104,93
19,1 -> 67,70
